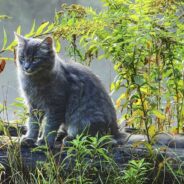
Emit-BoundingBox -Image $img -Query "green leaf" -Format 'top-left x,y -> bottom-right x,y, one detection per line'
16,25 -> 21,35
0,15 -> 12,21
133,75 -> 145,86
110,82 -> 115,92
25,20 -> 36,37
152,110 -> 165,120
30,20 -> 36,33
55,39 -> 61,53
0,121 -> 4,131
43,23 -> 54,34
6,41 -> 17,51
98,54 -> 105,60
0,163 -> 5,172
148,124 -> 156,138
0,57 -> 14,61
35,21 -> 49,36
2,28 -> 7,49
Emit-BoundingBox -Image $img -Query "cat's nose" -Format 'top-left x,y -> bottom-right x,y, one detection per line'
24,63 -> 31,71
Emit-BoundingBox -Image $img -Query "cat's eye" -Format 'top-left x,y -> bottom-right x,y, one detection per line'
33,57 -> 41,63
19,56 -> 25,60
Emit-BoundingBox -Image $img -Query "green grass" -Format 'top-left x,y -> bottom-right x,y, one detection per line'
0,130 -> 183,184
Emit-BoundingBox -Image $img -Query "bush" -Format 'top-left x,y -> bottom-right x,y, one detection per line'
1,0 -> 184,140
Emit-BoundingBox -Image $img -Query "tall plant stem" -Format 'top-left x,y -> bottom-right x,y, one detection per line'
156,48 -> 162,130
131,47 -> 150,143
137,86 -> 151,143
169,50 -> 180,133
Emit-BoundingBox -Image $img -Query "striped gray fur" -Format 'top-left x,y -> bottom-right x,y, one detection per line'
15,34 -> 125,147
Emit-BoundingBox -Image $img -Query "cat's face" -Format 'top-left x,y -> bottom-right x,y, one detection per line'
15,34 -> 55,75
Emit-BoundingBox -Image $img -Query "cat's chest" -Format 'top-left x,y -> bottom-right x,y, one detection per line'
21,78 -> 50,101
20,76 -> 67,108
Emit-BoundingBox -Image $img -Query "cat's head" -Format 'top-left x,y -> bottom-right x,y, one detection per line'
15,33 -> 55,76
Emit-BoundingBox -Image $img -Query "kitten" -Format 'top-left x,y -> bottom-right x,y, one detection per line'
15,33 -> 126,148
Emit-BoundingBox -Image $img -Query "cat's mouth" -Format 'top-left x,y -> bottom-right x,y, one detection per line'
24,70 -> 38,75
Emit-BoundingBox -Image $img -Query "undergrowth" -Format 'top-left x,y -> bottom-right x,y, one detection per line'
0,125 -> 183,184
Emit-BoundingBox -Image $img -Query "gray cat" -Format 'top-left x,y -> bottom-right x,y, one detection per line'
15,34 -> 125,148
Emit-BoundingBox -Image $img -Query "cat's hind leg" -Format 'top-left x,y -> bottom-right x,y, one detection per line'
62,121 -> 88,146
64,119 -> 106,144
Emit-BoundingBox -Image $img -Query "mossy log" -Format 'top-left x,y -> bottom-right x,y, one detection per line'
0,124 -> 184,171
0,138 -> 183,173
0,137 -> 184,169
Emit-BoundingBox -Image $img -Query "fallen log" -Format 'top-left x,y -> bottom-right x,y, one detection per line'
0,134 -> 184,169
2,124 -> 184,148
0,125 -> 184,180
0,133 -> 184,183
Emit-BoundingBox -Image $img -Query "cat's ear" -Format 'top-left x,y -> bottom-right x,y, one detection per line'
14,32 -> 26,46
41,36 -> 53,47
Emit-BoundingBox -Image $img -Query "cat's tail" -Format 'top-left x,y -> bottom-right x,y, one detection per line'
111,124 -> 129,145
113,131 -> 129,145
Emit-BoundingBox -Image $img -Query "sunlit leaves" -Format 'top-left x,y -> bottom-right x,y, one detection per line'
0,20 -> 55,60
11,97 -> 25,108
16,25 -> 21,35
0,0 -> 184,139
44,23 -> 54,34
98,0 -> 184,136
2,26 -> 22,53
116,93 -> 127,108
25,20 -> 36,37
133,76 -> 146,86
0,15 -> 11,21
152,110 -> 165,120
55,39 -> 61,53
35,21 -> 49,36
140,86 -> 150,95
2,28 -> 7,50
149,125 -> 157,137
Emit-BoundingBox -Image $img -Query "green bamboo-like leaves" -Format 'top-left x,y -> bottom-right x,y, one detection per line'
0,15 -> 12,21
16,25 -> 21,35
25,20 -> 36,37
35,21 -> 49,36
2,28 -> 7,50
55,39 -> 61,53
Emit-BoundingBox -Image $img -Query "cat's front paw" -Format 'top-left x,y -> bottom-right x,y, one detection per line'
36,138 -> 46,146
20,136 -> 36,148
62,136 -> 74,147
36,138 -> 54,149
